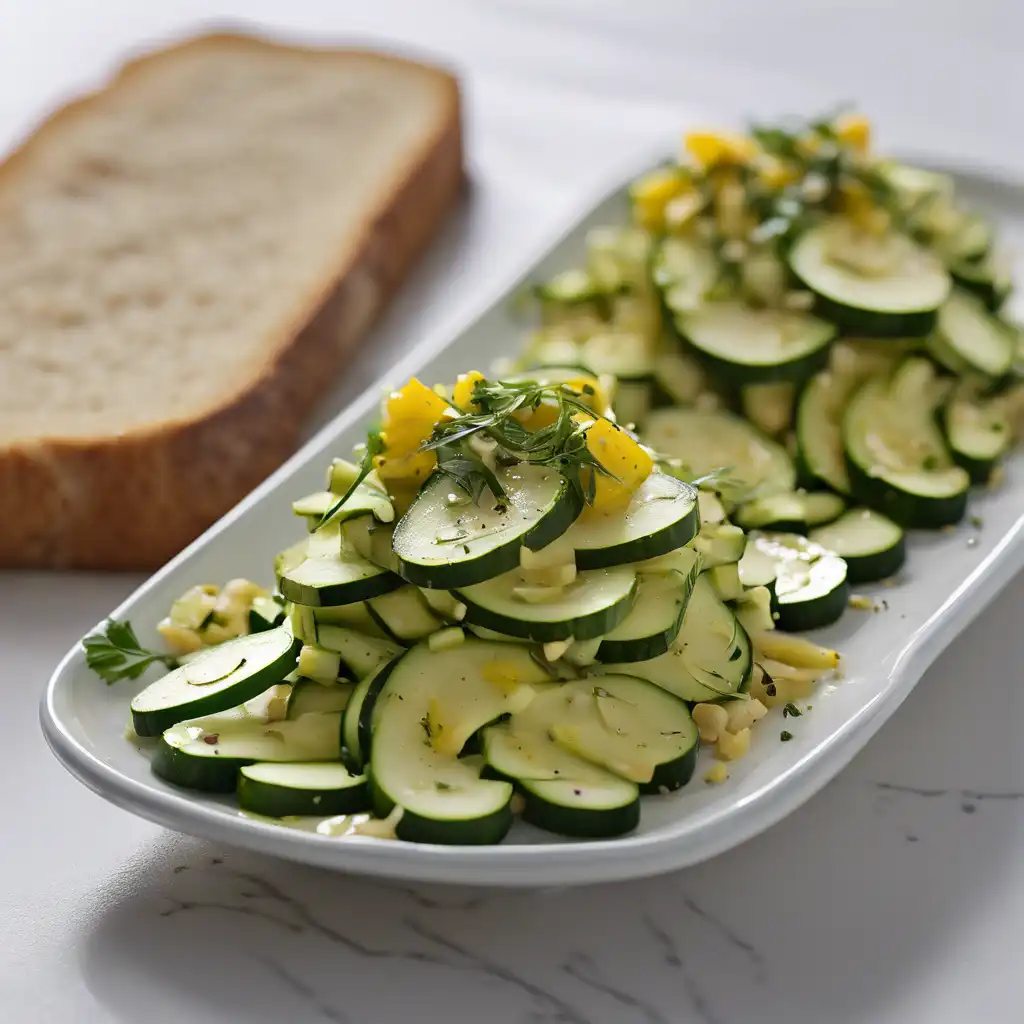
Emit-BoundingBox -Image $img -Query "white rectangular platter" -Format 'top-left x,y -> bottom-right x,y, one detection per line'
41,158 -> 1024,887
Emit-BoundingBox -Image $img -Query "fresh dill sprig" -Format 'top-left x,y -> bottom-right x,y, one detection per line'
82,619 -> 178,685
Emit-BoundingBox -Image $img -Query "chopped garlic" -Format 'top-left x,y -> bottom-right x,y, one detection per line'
752,631 -> 839,670
848,594 -> 876,610
692,702 -> 729,743
716,727 -> 751,761
704,762 -> 729,785
542,639 -> 574,662
725,697 -> 768,733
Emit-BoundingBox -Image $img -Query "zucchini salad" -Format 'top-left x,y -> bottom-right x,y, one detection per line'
84,109 -> 1023,845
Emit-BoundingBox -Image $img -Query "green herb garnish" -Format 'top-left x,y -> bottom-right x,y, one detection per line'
780,730 -> 794,742
782,702 -> 803,718
314,428 -> 386,531
422,379 -> 616,506
82,619 -> 178,685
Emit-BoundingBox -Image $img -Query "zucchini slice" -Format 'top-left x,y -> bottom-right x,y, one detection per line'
808,508 -> 906,584
741,533 -> 849,631
278,526 -> 403,607
733,490 -> 846,534
690,523 -> 747,568
130,626 -> 299,737
674,301 -> 835,383
788,218 -> 950,337
843,361 -> 970,527
942,388 -> 1013,484
644,407 -> 796,497
796,370 -> 856,494
314,625 -> 401,679
927,289 -> 1014,382
292,479 -> 394,531
600,576 -> 751,702
482,725 -> 640,839
563,472 -> 699,569
596,551 -> 701,663
287,678 -> 354,718
368,640 -> 549,845
238,762 -> 369,818
392,464 -> 581,589
366,587 -> 444,644
949,252 -> 1012,312
340,662 -> 395,772
653,236 -> 720,315
542,676 -> 700,792
454,564 -> 637,643
152,708 -> 342,792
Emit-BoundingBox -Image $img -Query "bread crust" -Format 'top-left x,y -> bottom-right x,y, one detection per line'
0,32 -> 463,569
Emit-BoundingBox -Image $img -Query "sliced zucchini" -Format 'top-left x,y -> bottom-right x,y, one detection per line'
564,472 -> 699,569
366,587 -> 444,644
674,301 -> 835,383
796,370 -> 858,494
249,595 -> 285,633
733,493 -> 807,534
152,708 -> 342,792
596,551 -> 700,663
392,464 -> 581,589
287,678 -> 354,718
803,491 -> 847,527
454,564 -> 637,643
652,350 -> 709,407
843,361 -> 969,527
742,533 -> 849,631
368,640 -> 548,845
741,381 -> 796,436
600,576 -> 751,702
950,252 -> 1012,312
808,509 -> 906,583
788,218 -> 950,337
653,236 -> 719,315
733,490 -> 845,534
238,762 -> 369,817
942,388 -> 1013,484
130,626 -> 299,737
928,289 -> 1014,381
315,624 -> 400,680
707,562 -> 744,602
644,407 -> 796,497
340,662 -> 394,772
482,725 -> 639,838
311,602 -> 390,640
690,523 -> 747,568
278,525 -> 403,607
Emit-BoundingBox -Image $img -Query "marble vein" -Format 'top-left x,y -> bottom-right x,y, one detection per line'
251,954 -> 351,1024
561,952 -> 668,1024
644,916 -> 724,1024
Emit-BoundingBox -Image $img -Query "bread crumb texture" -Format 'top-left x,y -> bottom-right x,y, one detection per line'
0,34 -> 462,568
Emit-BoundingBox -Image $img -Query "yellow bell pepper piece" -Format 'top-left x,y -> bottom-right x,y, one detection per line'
580,416 -> 653,511
452,370 -> 485,412
757,156 -> 799,190
685,131 -> 757,169
630,167 -> 691,231
835,113 -> 871,153
374,377 -> 451,489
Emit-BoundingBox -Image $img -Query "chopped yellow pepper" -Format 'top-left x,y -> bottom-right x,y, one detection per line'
684,130 -> 757,169
838,180 -> 890,234
374,377 -> 451,491
835,113 -> 871,153
757,156 -> 800,190
452,370 -> 485,412
579,416 -> 653,512
516,375 -> 609,432
630,167 -> 692,231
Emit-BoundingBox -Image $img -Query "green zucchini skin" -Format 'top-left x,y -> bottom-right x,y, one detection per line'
152,741 -> 246,792
517,780 -> 640,839
773,577 -> 850,632
844,457 -> 968,528
803,294 -> 939,339
368,776 -> 514,846
237,764 -> 369,817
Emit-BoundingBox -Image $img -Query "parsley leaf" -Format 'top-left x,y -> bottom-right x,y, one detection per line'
315,428 -> 386,531
82,619 -> 178,685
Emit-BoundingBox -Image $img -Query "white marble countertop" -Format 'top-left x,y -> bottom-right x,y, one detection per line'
2,2 -> 1022,1020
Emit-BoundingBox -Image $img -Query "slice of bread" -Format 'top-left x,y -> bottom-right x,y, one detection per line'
0,32 -> 462,569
